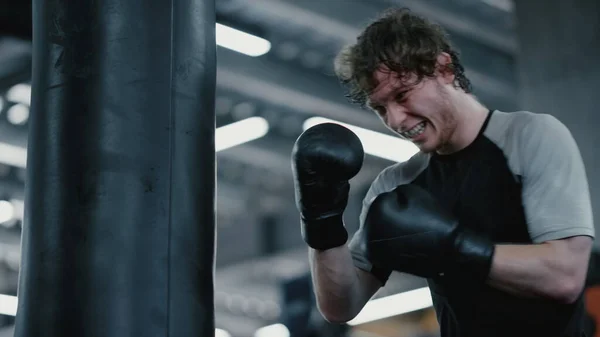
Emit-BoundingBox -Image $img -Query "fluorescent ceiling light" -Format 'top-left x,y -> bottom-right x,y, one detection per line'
10,199 -> 24,221
6,84 -> 31,106
0,142 -> 27,168
0,294 -> 17,316
0,200 -> 15,224
7,104 -> 30,125
216,116 -> 269,152
254,323 -> 290,337
347,287 -> 433,326
303,117 -> 419,163
216,23 -> 271,57
0,117 -> 269,168
215,328 -> 232,337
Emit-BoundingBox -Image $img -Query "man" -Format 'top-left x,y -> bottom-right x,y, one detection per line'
291,7 -> 595,337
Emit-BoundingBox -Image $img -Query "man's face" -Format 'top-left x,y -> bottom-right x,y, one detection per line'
367,68 -> 457,153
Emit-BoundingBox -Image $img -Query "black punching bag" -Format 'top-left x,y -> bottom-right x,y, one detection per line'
14,1 -> 216,336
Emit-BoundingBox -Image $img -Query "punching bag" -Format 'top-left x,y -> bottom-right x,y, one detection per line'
14,1 -> 217,336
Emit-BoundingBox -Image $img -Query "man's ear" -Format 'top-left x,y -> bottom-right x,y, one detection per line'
436,52 -> 455,85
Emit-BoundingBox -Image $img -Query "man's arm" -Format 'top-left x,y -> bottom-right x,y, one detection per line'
290,123 -> 389,323
486,113 -> 595,303
487,236 -> 593,303
309,246 -> 383,323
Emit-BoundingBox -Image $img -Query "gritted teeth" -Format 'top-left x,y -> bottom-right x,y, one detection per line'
401,122 -> 426,138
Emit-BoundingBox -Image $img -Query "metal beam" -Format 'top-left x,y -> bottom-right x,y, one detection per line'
226,0 -> 358,42
384,0 -> 517,53
218,138 -> 298,175
0,120 -> 27,149
227,0 -> 516,54
215,15 -> 515,110
0,37 -> 32,88
0,178 -> 23,200
216,48 -> 386,132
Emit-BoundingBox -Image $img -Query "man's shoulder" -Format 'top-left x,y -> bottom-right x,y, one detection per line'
485,110 -> 569,150
484,110 -> 576,175
488,110 -> 566,136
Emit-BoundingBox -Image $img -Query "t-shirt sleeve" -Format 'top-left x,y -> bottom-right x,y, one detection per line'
520,114 -> 595,243
347,165 -> 397,285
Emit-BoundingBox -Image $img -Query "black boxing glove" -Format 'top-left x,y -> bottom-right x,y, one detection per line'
291,123 -> 364,250
364,184 -> 494,282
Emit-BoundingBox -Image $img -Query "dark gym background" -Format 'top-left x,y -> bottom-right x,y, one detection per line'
0,0 -> 599,336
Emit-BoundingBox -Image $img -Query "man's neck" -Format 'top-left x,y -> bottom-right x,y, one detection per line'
438,94 -> 490,154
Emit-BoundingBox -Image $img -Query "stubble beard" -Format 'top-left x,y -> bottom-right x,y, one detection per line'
433,87 -> 460,154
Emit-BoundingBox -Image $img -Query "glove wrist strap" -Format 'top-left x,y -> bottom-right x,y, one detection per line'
301,214 -> 348,250
453,230 -> 495,283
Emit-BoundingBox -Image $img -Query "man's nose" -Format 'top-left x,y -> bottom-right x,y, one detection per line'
385,104 -> 408,129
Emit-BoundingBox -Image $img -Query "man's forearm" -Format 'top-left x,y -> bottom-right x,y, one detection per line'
309,247 -> 363,322
486,239 -> 591,303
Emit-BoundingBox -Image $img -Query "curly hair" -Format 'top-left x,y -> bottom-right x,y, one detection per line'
334,7 -> 471,108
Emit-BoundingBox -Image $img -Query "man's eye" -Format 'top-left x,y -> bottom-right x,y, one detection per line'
396,93 -> 408,102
